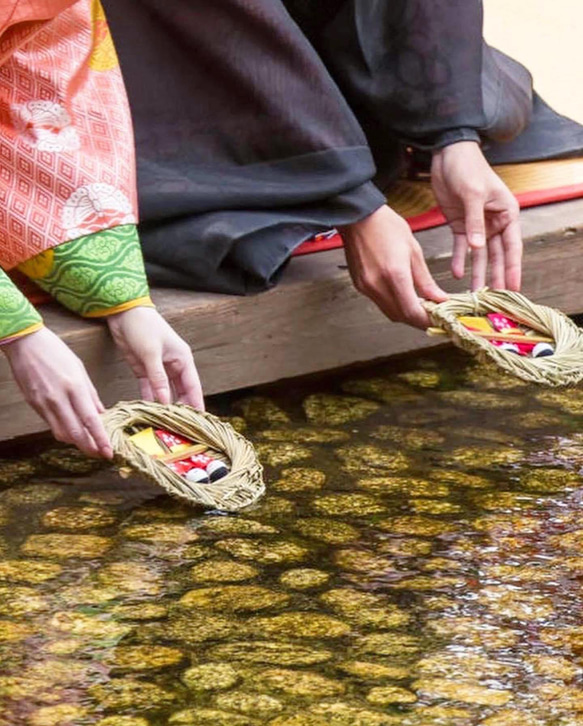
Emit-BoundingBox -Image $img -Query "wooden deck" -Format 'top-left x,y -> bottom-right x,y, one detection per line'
1,198 -> 583,442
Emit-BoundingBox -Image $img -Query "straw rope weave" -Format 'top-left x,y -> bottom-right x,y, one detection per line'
424,289 -> 583,387
102,401 -> 265,511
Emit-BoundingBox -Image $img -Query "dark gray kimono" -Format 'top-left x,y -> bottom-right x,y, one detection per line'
103,0 -> 583,294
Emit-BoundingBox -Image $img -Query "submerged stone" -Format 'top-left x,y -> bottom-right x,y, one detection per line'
111,603 -> 168,621
41,505 -> 117,530
198,517 -> 277,536
0,483 -> 63,506
312,493 -> 386,517
367,685 -> 417,705
214,690 -> 283,718
207,641 -> 333,666
293,518 -> 359,544
479,710 -> 544,726
438,390 -> 521,410
428,617 -> 519,649
0,459 -> 36,485
236,396 -> 290,425
377,516 -> 458,537
248,667 -> 344,698
40,446 -> 105,473
28,704 -> 89,726
334,549 -> 394,576
272,467 -> 327,493
320,588 -> 410,629
338,661 -> 410,681
335,445 -> 409,474
97,562 -> 163,595
179,585 -> 289,612
371,425 -> 444,449
121,523 -> 199,544
248,612 -> 351,639
0,559 -> 61,583
88,678 -> 176,711
262,428 -> 349,444
536,388 -> 583,415
520,468 -> 580,493
0,585 -> 48,616
167,612 -> 240,645
341,377 -> 422,404
408,499 -> 462,515
169,709 -> 254,726
50,611 -> 132,639
442,445 -> 523,468
434,470 -> 492,490
355,476 -> 448,497
303,393 -> 379,425
525,655 -> 580,681
215,538 -> 308,564
254,442 -> 312,467
279,568 -> 330,590
357,633 -> 421,658
190,560 -> 259,583
415,651 -> 514,681
249,496 -> 295,518
105,645 -> 184,672
0,619 -> 34,641
413,678 -> 512,706
473,491 -> 540,511
182,662 -> 240,692
309,700 -> 402,725
377,538 -> 433,557
21,533 -> 112,558
478,585 -> 554,621
97,718 -> 151,726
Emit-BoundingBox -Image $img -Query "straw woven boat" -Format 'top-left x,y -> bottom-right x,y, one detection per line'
102,401 -> 264,511
424,289 -> 583,387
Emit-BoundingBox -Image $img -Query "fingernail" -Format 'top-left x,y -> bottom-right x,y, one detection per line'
470,234 -> 485,248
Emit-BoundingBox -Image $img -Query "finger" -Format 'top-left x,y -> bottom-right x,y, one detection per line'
411,244 -> 449,303
471,245 -> 488,290
88,380 -> 106,414
501,219 -> 523,291
138,375 -> 155,402
47,398 -> 101,458
172,361 -> 205,411
451,234 -> 468,279
70,389 -> 113,459
142,354 -> 172,405
487,234 -> 506,290
464,196 -> 487,250
386,266 -> 431,329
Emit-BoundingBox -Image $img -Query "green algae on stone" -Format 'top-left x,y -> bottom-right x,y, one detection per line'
268,715 -> 328,726
28,704 -> 89,726
249,496 -> 295,518
335,444 -> 410,475
40,446 -> 106,473
0,483 -> 64,506
520,468 -> 580,493
334,549 -> 395,576
215,538 -> 308,565
190,560 -> 259,583
403,705 -> 475,725
0,585 -> 48,616
428,617 -> 520,649
105,645 -> 184,672
408,499 -> 462,515
357,633 -> 421,658
0,459 -> 36,485
479,710 -> 545,726
97,718 -> 151,726
21,533 -> 112,558
355,475 -> 449,497
41,505 -> 117,530
309,700 -> 403,725
43,639 -> 83,655
367,685 -> 417,705
279,568 -> 330,590
0,619 -> 34,641
391,575 -> 466,591
415,651 -> 514,681
370,425 -> 444,449
535,388 -> 583,415
214,691 -> 283,719
293,518 -> 359,545
413,678 -> 512,706
261,428 -> 349,444
197,517 -> 278,536
377,516 -> 458,537
182,662 -> 240,692
169,709 -> 254,726
377,538 -> 433,558
88,678 -> 176,711
249,667 -> 344,699
341,377 -> 423,404
272,467 -> 327,493
97,562 -> 163,595
338,661 -> 410,681
438,390 -> 522,410
179,585 -> 289,612
182,544 -> 215,561
320,588 -> 410,629
434,470 -> 492,490
50,611 -> 132,639
24,659 -> 98,686
207,641 -> 333,666
312,493 -> 386,517
57,584 -> 121,606
121,523 -> 199,544
236,396 -> 290,426
111,603 -> 168,621
397,370 -> 442,388
254,441 -> 313,467
525,654 -> 580,681
441,445 -> 523,469
303,393 -> 380,425
478,585 -> 554,621
0,559 -> 61,583
248,612 -> 351,639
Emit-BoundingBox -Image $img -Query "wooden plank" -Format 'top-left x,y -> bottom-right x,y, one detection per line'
1,199 -> 583,441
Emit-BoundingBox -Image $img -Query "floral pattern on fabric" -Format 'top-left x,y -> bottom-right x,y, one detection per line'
0,268 -> 43,342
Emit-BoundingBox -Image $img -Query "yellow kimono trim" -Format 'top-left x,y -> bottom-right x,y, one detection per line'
84,295 -> 155,318
0,269 -> 43,345
18,224 -> 151,318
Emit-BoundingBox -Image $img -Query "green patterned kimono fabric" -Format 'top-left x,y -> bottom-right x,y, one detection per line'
19,225 -> 150,317
0,269 -> 42,341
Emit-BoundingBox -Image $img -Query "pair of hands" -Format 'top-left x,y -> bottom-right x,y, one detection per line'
342,141 -> 523,328
4,307 -> 204,459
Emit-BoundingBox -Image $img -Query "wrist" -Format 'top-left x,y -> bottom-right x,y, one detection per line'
1,324 -> 46,356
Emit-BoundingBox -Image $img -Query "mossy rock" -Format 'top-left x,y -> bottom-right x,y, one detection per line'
166,612 -> 240,645
437,390 -> 522,410
254,442 -> 312,467
169,709 -> 255,726
370,425 -> 444,449
357,633 -> 421,658
248,667 -> 344,699
520,468 -> 580,493
40,446 -> 106,473
397,370 -> 442,388
415,651 -> 514,681
341,377 -> 422,404
377,516 -> 458,538
312,493 -> 386,517
428,617 -> 519,649
182,662 -> 240,692
0,483 -> 64,506
303,394 -> 379,425
412,678 -> 512,706
377,538 -> 433,558
338,660 -> 410,682
335,445 -> 410,475
50,611 -> 132,639
279,568 -> 330,590
261,428 -> 349,444
308,700 -> 402,725
197,518 -> 278,536
478,585 -> 554,621
0,585 -> 48,616
0,459 -> 37,485
441,445 -> 523,469
28,704 -> 89,726
214,691 -> 284,718
235,396 -> 290,426
105,645 -> 184,672
334,549 -> 395,576
434,470 -> 492,490
88,678 -> 177,711
97,718 -> 151,726
293,518 -> 360,545
179,585 -> 289,612
366,685 -> 417,705
479,710 -> 545,726
356,476 -> 450,498
110,603 -> 168,621
21,534 -> 112,559
215,538 -> 308,565
0,619 -> 34,642
320,588 -> 410,629
248,612 -> 351,639
121,523 -> 199,544
0,559 -> 61,583
207,641 -> 333,666
190,560 -> 259,583
41,506 -> 117,531
272,468 -> 327,493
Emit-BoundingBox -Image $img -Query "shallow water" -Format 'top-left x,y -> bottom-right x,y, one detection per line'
2,350 -> 583,726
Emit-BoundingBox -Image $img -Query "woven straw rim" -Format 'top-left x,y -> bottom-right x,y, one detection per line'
102,401 -> 264,511
424,288 -> 583,387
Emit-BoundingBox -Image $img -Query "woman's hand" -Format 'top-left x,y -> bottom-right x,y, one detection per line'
3,327 -> 113,458
341,205 -> 448,329
431,141 -> 523,291
107,307 -> 204,410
